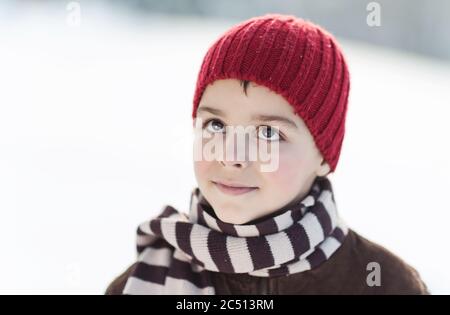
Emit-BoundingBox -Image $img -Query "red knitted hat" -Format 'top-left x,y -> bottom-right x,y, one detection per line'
192,14 -> 350,173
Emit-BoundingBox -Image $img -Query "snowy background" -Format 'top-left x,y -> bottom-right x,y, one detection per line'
0,2 -> 449,294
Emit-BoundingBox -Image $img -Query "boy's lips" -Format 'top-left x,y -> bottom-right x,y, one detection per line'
211,180 -> 258,196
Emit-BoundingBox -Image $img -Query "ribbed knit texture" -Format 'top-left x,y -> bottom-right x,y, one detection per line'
192,14 -> 350,172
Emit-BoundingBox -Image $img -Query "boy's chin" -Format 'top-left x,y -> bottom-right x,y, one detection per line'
209,203 -> 254,224
215,212 -> 254,225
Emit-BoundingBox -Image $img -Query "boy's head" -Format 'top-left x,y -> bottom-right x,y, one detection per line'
191,14 -> 350,224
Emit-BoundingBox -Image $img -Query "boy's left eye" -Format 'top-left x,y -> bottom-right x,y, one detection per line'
203,119 -> 225,133
258,126 -> 281,141
202,119 -> 283,141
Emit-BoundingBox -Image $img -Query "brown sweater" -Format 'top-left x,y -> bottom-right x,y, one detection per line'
105,229 -> 429,295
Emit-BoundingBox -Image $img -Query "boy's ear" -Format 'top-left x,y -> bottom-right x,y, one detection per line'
316,159 -> 331,177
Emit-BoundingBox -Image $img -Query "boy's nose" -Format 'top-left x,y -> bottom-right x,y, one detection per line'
218,131 -> 250,168
219,159 -> 249,169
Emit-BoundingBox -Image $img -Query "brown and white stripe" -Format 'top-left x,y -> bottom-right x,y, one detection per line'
123,176 -> 348,294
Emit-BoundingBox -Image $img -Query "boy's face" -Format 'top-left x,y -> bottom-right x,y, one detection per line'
193,79 -> 330,225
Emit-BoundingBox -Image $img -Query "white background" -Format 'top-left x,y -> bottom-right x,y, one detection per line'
1,3 -> 449,294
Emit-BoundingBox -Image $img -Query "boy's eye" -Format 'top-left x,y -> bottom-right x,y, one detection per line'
204,119 -> 225,133
258,125 -> 281,141
203,119 -> 283,141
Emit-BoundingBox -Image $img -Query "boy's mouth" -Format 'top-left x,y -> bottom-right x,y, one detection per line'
211,180 -> 258,196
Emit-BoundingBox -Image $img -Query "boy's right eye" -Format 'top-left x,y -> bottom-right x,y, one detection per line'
203,119 -> 225,133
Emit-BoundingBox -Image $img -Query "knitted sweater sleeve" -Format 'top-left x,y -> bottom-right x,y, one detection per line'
105,263 -> 137,295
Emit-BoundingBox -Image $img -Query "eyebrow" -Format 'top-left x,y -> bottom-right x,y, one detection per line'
197,106 -> 298,129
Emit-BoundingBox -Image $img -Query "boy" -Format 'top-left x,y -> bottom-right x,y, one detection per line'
106,14 -> 428,295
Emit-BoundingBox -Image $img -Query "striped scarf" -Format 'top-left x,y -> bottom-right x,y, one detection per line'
123,176 -> 348,295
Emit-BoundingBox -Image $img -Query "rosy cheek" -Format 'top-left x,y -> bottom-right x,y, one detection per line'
261,146 -> 308,189
194,160 -> 211,180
